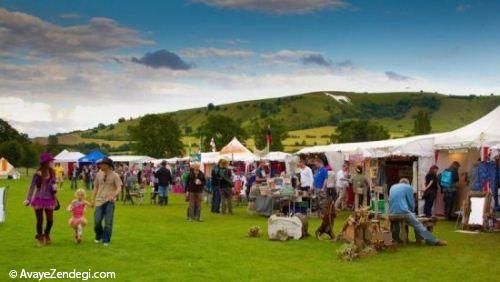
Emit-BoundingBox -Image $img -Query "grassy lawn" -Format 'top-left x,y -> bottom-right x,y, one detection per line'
1,177 -> 498,281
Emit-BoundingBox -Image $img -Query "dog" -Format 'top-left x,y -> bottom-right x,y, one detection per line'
315,200 -> 337,240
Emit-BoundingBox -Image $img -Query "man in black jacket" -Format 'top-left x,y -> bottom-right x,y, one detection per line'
155,161 -> 172,206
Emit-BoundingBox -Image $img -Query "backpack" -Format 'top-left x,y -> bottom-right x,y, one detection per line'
439,170 -> 453,189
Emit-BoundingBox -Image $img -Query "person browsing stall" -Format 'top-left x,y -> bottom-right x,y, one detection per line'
298,159 -> 313,191
313,158 -> 328,191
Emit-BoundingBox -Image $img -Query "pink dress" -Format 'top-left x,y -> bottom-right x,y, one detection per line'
70,200 -> 86,225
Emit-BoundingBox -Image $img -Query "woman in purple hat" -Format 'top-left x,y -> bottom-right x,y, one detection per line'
24,152 -> 58,246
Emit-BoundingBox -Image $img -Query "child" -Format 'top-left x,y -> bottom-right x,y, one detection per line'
66,189 -> 92,243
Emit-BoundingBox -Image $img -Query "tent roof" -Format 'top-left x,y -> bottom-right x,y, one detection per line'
55,149 -> 85,163
0,157 -> 14,171
220,137 -> 252,154
261,151 -> 291,161
297,134 -> 441,158
78,149 -> 107,164
109,155 -> 155,163
434,106 -> 500,149
219,137 -> 256,162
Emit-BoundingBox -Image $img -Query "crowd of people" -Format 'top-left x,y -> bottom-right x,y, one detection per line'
24,151 -> 454,248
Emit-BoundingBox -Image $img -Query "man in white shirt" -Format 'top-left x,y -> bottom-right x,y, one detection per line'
298,160 -> 313,191
335,163 -> 350,210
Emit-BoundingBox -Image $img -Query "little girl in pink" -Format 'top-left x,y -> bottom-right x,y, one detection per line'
66,189 -> 92,243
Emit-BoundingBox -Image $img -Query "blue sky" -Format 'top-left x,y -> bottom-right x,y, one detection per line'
0,0 -> 499,136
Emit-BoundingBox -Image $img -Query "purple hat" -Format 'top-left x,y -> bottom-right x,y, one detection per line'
39,152 -> 55,164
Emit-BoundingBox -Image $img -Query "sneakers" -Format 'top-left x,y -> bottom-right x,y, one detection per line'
94,239 -> 101,244
103,243 -> 109,247
196,218 -> 204,222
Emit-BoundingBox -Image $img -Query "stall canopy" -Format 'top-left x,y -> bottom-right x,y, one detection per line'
219,137 -> 256,162
261,152 -> 291,162
0,158 -> 19,179
54,149 -> 84,163
297,134 -> 440,158
434,106 -> 500,149
78,149 -> 107,164
110,155 -> 155,164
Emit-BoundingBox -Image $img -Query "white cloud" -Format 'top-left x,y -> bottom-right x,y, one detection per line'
0,97 -> 52,123
193,0 -> 349,15
180,47 -> 254,58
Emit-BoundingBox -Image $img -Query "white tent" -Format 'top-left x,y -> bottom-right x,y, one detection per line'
434,106 -> 500,149
297,134 -> 440,158
219,137 -> 256,162
261,151 -> 291,162
54,149 -> 85,163
110,155 -> 155,164
0,158 -> 19,179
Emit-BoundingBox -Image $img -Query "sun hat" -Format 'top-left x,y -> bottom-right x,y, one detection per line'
39,152 -> 55,164
97,157 -> 114,169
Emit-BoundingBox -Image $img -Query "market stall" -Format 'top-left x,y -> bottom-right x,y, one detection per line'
297,134 -> 440,213
110,155 -> 155,167
78,149 -> 107,165
434,106 -> 500,213
54,149 -> 84,177
260,152 -> 291,177
219,137 -> 257,173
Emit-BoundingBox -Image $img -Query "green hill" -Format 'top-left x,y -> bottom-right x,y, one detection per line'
36,91 -> 500,152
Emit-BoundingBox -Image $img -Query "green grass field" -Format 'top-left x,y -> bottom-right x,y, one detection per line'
1,177 -> 499,281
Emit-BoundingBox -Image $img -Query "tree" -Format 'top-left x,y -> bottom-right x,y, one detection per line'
118,117 -> 126,123
184,126 -> 193,136
0,140 -> 24,167
207,103 -> 215,111
332,120 -> 390,143
250,118 -> 288,151
413,110 -> 432,135
198,114 -> 247,151
19,143 -> 39,174
128,114 -> 183,158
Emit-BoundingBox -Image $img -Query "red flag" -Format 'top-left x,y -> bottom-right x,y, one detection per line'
266,125 -> 272,145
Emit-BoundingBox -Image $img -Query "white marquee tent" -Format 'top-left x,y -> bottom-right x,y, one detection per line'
110,155 -> 155,164
219,137 -> 257,162
434,106 -> 500,149
54,149 -> 85,163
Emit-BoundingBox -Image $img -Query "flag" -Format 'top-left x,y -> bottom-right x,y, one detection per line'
266,125 -> 272,146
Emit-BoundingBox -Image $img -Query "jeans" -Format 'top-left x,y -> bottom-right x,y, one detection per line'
158,185 -> 169,197
211,187 -> 221,213
443,190 -> 457,219
94,201 -> 115,243
406,212 -> 438,245
423,197 -> 435,217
